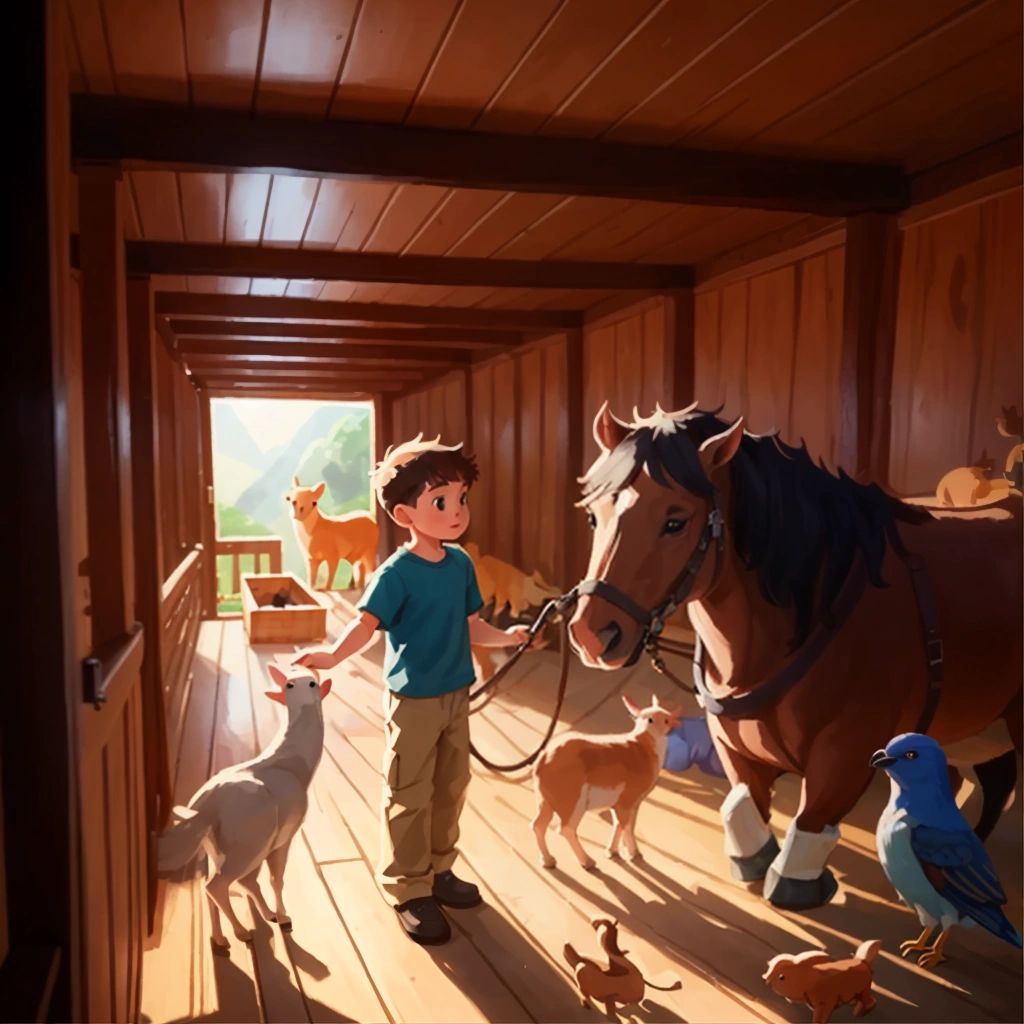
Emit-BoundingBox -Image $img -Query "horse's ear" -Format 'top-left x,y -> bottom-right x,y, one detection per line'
312,481 -> 326,499
698,417 -> 744,475
622,694 -> 642,717
292,474 -> 301,487
593,401 -> 630,452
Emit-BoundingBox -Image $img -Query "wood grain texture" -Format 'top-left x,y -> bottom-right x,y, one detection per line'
889,188 -> 1023,494
695,244 -> 846,469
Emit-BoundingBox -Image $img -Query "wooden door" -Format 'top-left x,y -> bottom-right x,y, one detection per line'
75,166 -> 149,1023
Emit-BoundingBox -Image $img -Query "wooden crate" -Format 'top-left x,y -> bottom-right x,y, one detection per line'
241,573 -> 327,645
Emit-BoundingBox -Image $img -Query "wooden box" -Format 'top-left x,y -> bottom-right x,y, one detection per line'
241,573 -> 327,645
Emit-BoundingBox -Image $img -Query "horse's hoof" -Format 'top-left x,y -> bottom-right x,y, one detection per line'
541,856 -> 556,869
581,858 -> 597,872
605,848 -> 620,859
210,937 -> 230,957
278,918 -> 293,931
626,850 -> 643,862
764,867 -> 838,909
729,835 -> 780,883
234,927 -> 254,943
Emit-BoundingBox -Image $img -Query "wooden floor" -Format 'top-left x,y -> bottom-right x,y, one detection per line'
141,593 -> 1023,1024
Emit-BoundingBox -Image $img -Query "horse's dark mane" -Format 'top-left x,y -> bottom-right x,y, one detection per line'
580,408 -> 929,646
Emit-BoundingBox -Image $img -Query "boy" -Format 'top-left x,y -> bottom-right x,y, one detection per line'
294,434 -> 535,945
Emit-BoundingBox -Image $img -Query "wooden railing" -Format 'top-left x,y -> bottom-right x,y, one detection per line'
215,536 -> 284,607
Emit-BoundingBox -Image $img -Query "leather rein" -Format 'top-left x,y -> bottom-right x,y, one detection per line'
573,491 -> 946,734
467,489 -> 946,771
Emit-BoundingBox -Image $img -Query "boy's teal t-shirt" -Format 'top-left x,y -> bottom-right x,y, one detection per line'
356,543 -> 484,698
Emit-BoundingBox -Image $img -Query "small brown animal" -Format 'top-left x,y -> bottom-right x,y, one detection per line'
285,476 -> 379,591
763,940 -> 881,1024
564,917 -> 681,1017
532,694 -> 681,870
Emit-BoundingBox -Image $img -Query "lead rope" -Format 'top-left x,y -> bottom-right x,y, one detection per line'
468,592 -> 578,773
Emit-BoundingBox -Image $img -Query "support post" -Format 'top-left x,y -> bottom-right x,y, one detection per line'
79,164 -> 135,644
663,289 -> 696,409
564,328 -> 585,586
837,213 -> 902,484
126,275 -> 172,923
373,392 -> 396,564
197,390 -> 218,616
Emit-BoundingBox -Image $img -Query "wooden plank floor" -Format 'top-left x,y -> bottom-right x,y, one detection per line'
142,596 -> 1023,1023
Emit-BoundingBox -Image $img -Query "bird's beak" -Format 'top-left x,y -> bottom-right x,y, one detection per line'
870,750 -> 896,768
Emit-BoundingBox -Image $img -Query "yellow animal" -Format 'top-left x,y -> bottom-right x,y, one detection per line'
285,477 -> 378,591
935,406 -> 1023,507
463,542 -> 561,617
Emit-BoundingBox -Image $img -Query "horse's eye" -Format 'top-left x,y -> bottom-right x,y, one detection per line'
286,682 -> 294,689
778,974 -> 785,982
904,751 -> 918,760
587,511 -> 597,529
662,517 -> 687,535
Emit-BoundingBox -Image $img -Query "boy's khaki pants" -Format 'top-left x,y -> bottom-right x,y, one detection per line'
378,686 -> 471,905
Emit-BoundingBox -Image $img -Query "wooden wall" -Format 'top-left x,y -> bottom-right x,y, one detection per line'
889,189 -> 1023,494
581,297 -> 674,468
386,335 -> 576,588
695,244 -> 846,469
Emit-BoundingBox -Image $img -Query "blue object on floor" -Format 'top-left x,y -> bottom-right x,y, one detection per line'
663,716 -> 725,778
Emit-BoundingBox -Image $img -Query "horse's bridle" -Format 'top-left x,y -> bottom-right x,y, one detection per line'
574,492 -> 726,667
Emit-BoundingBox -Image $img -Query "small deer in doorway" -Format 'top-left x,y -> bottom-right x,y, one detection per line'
286,476 -> 379,591
157,663 -> 329,952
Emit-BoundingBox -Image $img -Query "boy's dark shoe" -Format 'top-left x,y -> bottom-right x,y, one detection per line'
433,870 -> 482,909
395,896 -> 451,945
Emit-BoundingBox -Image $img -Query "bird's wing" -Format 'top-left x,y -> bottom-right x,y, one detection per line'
910,824 -> 1007,906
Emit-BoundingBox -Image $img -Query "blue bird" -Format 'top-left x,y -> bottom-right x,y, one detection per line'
872,732 -> 1022,970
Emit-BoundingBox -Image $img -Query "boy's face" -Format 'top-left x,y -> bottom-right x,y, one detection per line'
393,478 -> 470,540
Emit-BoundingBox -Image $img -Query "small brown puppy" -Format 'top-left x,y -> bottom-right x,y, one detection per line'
763,940 -> 880,1024
564,918 -> 681,1017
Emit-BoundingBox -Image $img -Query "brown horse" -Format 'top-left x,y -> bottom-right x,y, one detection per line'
569,403 -> 1022,909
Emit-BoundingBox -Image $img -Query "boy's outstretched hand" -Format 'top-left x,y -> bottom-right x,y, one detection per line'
293,648 -> 338,670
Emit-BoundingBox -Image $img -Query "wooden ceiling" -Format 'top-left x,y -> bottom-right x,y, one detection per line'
63,0 -> 1022,395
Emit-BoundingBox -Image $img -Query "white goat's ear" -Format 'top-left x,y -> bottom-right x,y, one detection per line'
622,694 -> 642,717
265,689 -> 286,705
292,474 -> 301,487
651,694 -> 661,708
267,663 -> 288,688
593,401 -> 630,452
312,481 -> 326,500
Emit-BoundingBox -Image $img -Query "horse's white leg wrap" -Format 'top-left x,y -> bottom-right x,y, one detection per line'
769,821 -> 840,881
720,784 -> 773,859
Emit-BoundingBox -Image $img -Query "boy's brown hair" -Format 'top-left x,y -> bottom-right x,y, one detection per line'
371,434 -> 479,515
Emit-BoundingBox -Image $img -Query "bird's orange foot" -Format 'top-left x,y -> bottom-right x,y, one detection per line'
918,948 -> 947,970
899,939 -> 930,958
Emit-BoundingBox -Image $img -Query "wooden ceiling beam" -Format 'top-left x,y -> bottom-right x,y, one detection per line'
182,357 -> 426,381
176,338 -> 473,364
72,96 -> 908,215
118,240 -> 690,290
182,353 -> 432,373
155,291 -> 581,330
191,370 -> 409,390
168,318 -> 522,347
204,386 -> 377,401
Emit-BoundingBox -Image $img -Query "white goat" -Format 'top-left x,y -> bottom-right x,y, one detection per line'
158,662 -> 330,952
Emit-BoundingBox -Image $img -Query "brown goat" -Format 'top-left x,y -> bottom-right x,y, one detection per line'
532,694 -> 681,870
